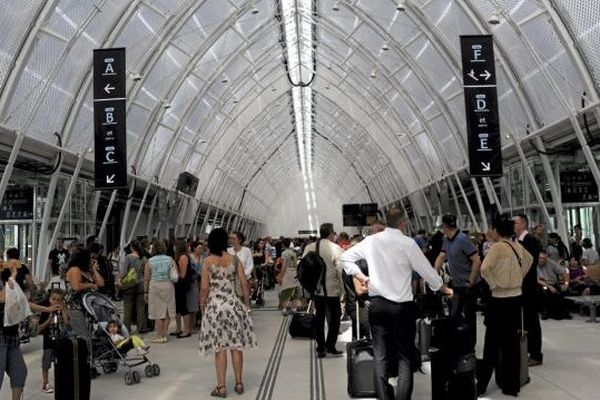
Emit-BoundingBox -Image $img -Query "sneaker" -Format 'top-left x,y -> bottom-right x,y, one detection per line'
42,383 -> 54,394
152,337 -> 167,343
137,347 -> 149,356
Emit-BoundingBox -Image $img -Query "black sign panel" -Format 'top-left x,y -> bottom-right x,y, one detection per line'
460,35 -> 503,177
560,171 -> 599,203
0,188 -> 34,220
93,48 -> 126,100
298,230 -> 317,235
94,101 -> 127,188
94,48 -> 127,189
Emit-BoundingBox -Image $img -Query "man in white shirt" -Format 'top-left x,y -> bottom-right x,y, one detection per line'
341,208 -> 452,400
228,232 -> 254,279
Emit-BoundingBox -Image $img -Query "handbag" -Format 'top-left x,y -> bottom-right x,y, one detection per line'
232,255 -> 244,298
119,267 -> 138,290
169,261 -> 179,283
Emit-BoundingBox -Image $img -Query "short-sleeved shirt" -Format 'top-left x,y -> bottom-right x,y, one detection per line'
441,231 -> 478,288
48,249 -> 69,275
537,259 -> 565,285
546,245 -> 561,262
148,255 -> 173,282
582,248 -> 599,265
0,279 -> 19,337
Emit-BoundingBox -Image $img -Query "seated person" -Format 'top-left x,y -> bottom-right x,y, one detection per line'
538,251 -> 571,320
582,238 -> 600,266
106,320 -> 149,355
569,257 -> 591,296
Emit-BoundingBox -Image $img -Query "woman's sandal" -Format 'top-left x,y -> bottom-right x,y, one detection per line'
211,385 -> 227,398
234,383 -> 244,395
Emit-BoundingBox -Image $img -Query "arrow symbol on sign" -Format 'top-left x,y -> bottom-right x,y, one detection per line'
480,70 -> 492,81
467,69 -> 479,82
104,83 -> 115,94
481,162 -> 491,172
106,174 -> 115,184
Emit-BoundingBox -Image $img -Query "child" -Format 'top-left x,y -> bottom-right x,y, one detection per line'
106,320 -> 149,356
38,289 -> 69,394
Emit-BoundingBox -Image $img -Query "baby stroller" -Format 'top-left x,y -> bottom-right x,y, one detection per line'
81,292 -> 161,385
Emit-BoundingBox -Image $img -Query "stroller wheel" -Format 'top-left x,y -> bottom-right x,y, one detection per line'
111,363 -> 119,373
124,372 -> 134,385
103,364 -> 113,374
145,365 -> 154,378
132,371 -> 141,384
152,364 -> 161,376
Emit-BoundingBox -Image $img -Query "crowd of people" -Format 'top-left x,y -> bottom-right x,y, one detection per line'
0,208 -> 599,399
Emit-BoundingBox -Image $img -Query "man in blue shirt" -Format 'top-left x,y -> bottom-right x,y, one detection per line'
434,215 -> 481,346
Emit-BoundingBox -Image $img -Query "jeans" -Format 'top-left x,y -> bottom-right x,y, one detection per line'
369,296 -> 416,400
312,295 -> 341,352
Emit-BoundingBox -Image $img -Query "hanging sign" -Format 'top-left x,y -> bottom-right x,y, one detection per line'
560,171 -> 599,203
0,188 -> 34,220
460,35 -> 503,177
93,48 -> 127,189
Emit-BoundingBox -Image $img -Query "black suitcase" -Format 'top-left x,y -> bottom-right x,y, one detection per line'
416,317 -> 432,361
495,324 -> 530,388
347,301 -> 376,398
288,301 -> 314,339
430,349 -> 477,400
55,336 -> 91,400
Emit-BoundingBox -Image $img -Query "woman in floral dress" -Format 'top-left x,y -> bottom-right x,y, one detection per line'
199,228 -> 257,398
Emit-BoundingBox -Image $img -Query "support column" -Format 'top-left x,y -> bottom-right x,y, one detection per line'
188,201 -> 202,239
535,137 -> 569,244
199,206 -> 212,236
146,190 -> 159,238
455,175 -> 480,231
119,182 -> 136,252
471,178 -> 489,232
225,214 -> 234,232
42,143 -> 90,280
219,211 -> 227,228
0,132 -> 24,204
447,177 -> 463,228
98,190 -> 117,242
128,182 -> 151,242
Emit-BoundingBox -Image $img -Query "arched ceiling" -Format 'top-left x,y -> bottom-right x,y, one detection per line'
1,0 -> 598,222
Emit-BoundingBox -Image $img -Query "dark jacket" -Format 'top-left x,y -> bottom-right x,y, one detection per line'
518,233 -> 541,299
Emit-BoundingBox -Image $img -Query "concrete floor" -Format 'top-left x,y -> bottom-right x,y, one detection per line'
2,291 -> 599,400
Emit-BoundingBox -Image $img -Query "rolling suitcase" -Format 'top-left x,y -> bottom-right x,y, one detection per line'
54,336 -> 91,400
289,301 -> 314,338
495,310 -> 530,388
346,302 -> 376,398
416,317 -> 432,361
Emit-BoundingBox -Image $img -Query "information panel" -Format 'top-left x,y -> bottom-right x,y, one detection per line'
0,188 -> 34,220
560,171 -> 599,203
460,35 -> 503,177
93,48 -> 127,189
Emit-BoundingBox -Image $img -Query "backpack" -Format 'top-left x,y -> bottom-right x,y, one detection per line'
297,240 -> 328,296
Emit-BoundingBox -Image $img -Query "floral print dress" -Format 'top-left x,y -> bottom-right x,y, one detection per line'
199,262 -> 257,354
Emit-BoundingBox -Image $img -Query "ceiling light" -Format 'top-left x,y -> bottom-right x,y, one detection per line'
232,97 -> 238,104
382,43 -> 390,51
396,0 -> 406,11
131,72 -> 142,81
162,101 -> 171,109
251,3 -> 259,14
198,139 -> 207,144
271,87 -> 277,92
332,2 -> 340,11
221,76 -> 229,83
370,70 -> 376,79
488,12 -> 501,25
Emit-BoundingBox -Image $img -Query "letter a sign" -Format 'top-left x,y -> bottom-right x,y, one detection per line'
93,48 -> 127,189
460,36 -> 503,177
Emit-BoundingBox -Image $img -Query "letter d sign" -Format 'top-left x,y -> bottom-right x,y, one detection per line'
475,94 -> 487,111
